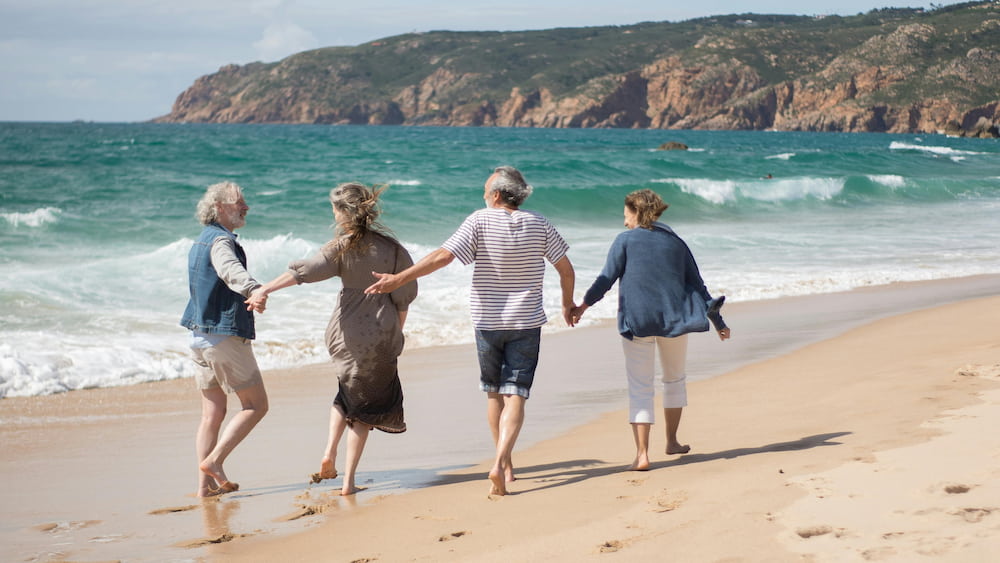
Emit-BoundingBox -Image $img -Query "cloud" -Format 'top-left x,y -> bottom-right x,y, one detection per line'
253,21 -> 319,61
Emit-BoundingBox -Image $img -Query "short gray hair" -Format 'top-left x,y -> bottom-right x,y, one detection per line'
489,166 -> 533,207
195,181 -> 243,225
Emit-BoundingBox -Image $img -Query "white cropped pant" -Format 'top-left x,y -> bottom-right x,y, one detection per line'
621,334 -> 688,424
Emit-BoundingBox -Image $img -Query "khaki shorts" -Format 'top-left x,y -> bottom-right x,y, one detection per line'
192,336 -> 263,393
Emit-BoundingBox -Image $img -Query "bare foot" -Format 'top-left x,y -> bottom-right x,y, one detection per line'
199,461 -> 232,490
340,485 -> 366,496
310,460 -> 338,484
204,481 -> 239,497
488,470 -> 507,496
504,465 -> 516,483
666,444 -> 691,455
197,475 -> 220,498
628,454 -> 651,471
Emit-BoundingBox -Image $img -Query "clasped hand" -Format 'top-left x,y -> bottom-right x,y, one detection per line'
245,288 -> 268,313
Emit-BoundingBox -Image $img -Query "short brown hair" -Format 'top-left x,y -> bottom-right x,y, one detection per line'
624,189 -> 668,229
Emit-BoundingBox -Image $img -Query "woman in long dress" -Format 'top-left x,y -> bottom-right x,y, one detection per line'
248,183 -> 417,495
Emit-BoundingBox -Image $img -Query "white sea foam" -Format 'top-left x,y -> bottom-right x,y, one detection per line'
1,207 -> 62,228
889,142 -> 984,156
3,218 -> 999,398
656,177 -> 845,204
866,174 -> 906,188
766,152 -> 796,160
739,178 -> 844,202
385,179 -> 422,186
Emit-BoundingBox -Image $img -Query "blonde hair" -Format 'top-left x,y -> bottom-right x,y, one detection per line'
195,181 -> 242,225
324,182 -> 391,259
624,189 -> 669,229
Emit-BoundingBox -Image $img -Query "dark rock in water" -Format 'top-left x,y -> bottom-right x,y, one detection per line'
657,141 -> 689,151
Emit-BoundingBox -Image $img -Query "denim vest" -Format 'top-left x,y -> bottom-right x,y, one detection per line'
179,223 -> 255,339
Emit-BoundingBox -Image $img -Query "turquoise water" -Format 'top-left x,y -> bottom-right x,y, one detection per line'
2,122 -> 998,396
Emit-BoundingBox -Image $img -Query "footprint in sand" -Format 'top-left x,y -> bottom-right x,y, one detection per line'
175,533 -> 248,548
149,505 -> 200,515
860,546 -> 897,560
943,483 -> 972,494
34,520 -> 101,533
955,364 -> 1000,378
599,540 -> 624,553
278,505 -> 327,521
798,476 -> 834,498
650,489 -> 687,513
952,507 -> 993,523
795,525 -> 834,539
438,530 -> 468,542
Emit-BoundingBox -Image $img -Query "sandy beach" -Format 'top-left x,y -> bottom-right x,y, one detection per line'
2,276 -> 999,562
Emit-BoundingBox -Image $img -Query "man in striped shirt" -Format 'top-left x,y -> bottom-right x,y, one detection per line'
366,166 -> 576,496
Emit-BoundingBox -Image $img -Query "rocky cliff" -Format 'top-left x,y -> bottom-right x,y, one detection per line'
155,2 -> 1000,136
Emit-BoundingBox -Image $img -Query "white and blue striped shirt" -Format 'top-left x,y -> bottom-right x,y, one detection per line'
442,207 -> 569,330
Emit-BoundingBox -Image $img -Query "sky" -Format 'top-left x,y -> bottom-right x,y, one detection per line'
0,0 -> 971,122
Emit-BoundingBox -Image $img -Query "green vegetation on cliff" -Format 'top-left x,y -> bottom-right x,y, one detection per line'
157,1 -> 1000,134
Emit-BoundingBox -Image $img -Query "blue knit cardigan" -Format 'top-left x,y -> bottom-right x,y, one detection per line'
583,222 -> 726,339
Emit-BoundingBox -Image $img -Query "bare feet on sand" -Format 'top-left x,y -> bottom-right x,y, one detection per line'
310,460 -> 338,484
204,480 -> 239,497
340,485 -> 366,496
629,452 -> 651,471
199,461 -> 238,496
666,443 -> 691,455
488,469 -> 508,496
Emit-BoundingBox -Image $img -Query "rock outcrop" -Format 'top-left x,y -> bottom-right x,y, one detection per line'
155,3 -> 1000,136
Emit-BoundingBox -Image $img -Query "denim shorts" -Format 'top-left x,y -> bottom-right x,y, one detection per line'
474,328 -> 541,399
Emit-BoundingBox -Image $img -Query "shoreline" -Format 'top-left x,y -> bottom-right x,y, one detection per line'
217,282 -> 1000,562
2,274 -> 999,562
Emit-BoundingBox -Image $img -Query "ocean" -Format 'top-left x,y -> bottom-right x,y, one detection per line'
1,122 -> 998,398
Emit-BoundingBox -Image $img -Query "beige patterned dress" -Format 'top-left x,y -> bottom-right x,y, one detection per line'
287,231 -> 417,433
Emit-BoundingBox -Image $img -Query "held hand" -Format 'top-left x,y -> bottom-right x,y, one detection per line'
718,327 -> 731,341
365,271 -> 397,295
562,303 -> 576,327
569,304 -> 589,326
245,288 -> 268,313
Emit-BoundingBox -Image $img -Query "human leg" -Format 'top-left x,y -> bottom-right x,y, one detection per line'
313,404 -> 347,482
477,328 -> 538,487
488,393 -> 526,496
198,382 -> 268,489
340,421 -> 372,496
622,336 -> 657,468
664,407 -> 688,454
485,393 -> 515,482
656,335 -> 690,455
197,337 -> 268,490
196,386 -> 227,497
630,423 -> 652,471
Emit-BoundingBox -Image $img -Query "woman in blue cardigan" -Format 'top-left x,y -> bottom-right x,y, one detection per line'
573,189 -> 730,471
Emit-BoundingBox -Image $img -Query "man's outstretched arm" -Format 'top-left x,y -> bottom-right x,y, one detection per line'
365,247 -> 456,294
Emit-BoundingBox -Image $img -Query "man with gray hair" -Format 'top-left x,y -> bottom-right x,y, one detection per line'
180,181 -> 269,497
366,166 -> 575,496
